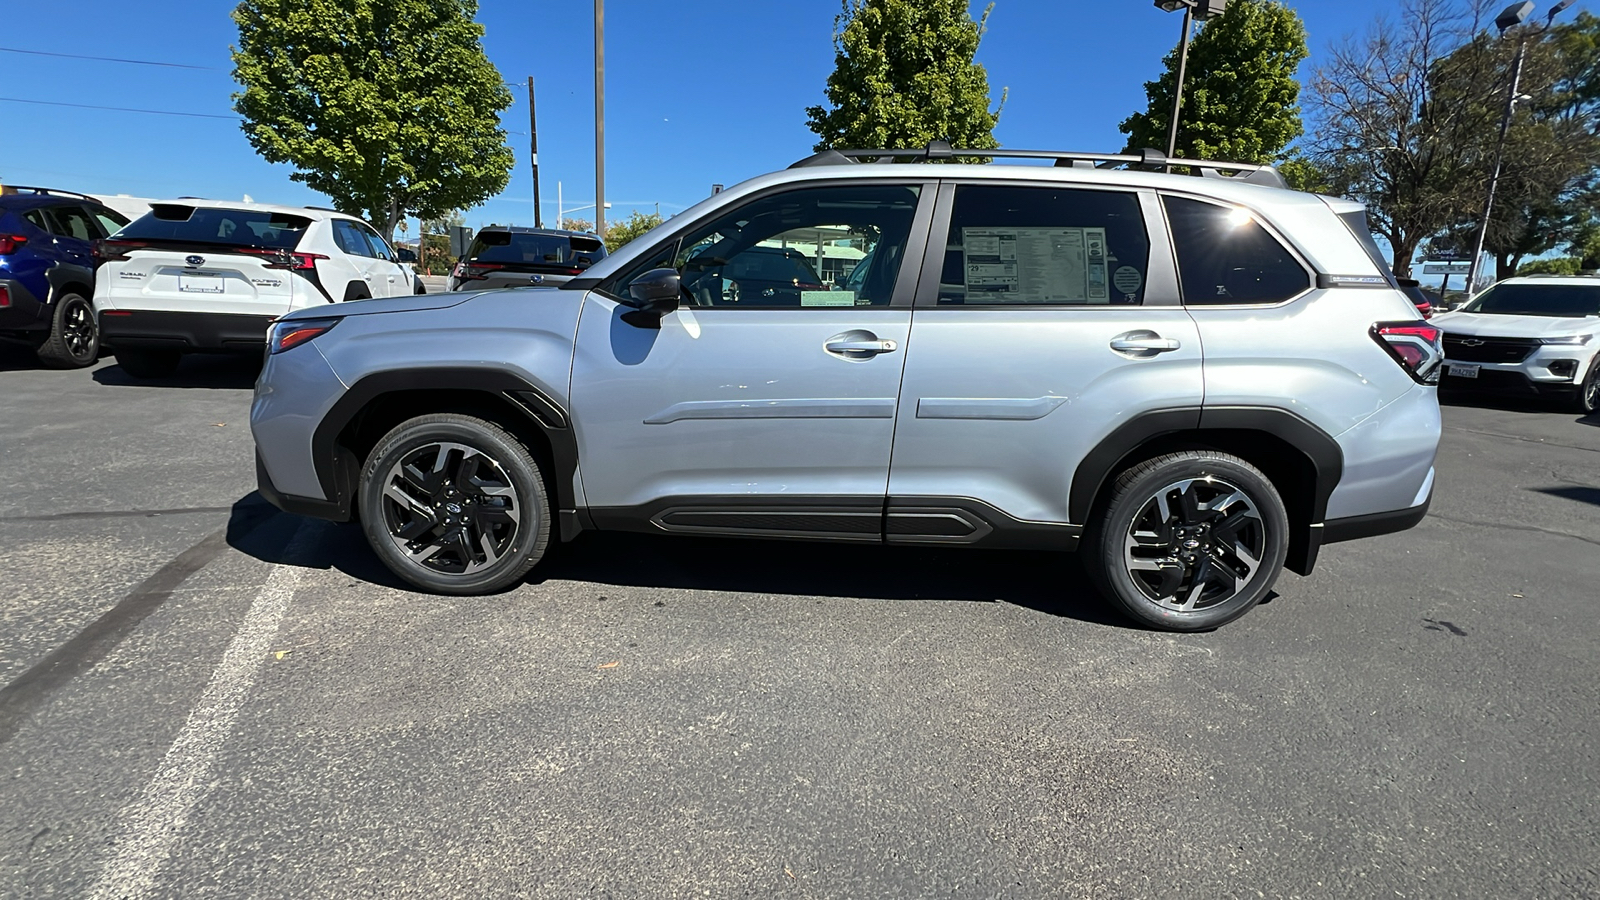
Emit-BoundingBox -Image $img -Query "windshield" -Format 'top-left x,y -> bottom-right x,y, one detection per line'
470,232 -> 606,267
1463,283 -> 1600,318
118,205 -> 311,250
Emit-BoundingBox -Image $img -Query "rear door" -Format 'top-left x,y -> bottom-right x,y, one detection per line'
885,181 -> 1204,539
98,205 -> 307,316
41,204 -> 99,270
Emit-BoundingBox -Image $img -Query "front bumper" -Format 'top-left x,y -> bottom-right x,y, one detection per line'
1438,365 -> 1581,397
99,309 -> 277,352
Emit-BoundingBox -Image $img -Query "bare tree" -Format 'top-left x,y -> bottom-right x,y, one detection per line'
1305,0 -> 1494,276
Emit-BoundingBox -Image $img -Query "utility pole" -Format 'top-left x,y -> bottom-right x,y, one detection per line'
594,0 -> 606,238
1165,4 -> 1195,162
528,77 -> 542,228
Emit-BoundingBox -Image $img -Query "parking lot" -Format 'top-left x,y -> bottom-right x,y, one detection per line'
1,346 -> 1597,898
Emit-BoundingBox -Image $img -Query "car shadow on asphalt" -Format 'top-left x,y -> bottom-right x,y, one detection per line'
92,354 -> 261,390
1532,486 -> 1600,509
224,492 -> 1141,630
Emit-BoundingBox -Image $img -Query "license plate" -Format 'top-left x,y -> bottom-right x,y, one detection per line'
179,273 -> 224,294
1447,363 -> 1480,379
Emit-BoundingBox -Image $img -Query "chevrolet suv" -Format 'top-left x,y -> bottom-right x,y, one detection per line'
94,200 -> 421,377
1432,275 -> 1600,413
251,144 -> 1442,631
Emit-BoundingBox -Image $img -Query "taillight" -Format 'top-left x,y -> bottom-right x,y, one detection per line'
1372,321 -> 1443,384
0,285 -> 10,308
94,239 -> 148,261
456,262 -> 504,281
238,248 -> 327,270
0,234 -> 26,255
267,317 -> 339,354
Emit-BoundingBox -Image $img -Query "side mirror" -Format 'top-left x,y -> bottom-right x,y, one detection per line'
623,268 -> 681,328
396,247 -> 417,263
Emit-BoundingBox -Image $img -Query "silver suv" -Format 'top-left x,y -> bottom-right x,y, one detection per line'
251,145 -> 1443,631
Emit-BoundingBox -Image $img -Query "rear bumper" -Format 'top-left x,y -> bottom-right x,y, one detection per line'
0,278 -> 49,332
99,309 -> 276,352
1322,492 -> 1432,544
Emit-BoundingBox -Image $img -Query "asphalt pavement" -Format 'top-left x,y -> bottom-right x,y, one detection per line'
1,345 -> 1597,899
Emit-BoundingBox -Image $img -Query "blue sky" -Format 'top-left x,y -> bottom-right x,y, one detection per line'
2,0 -> 1592,250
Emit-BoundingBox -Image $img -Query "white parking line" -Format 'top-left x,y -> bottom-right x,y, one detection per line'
87,521 -> 318,900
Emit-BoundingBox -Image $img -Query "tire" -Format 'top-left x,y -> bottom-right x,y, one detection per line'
114,347 -> 182,379
344,282 -> 372,302
35,293 -> 99,368
358,413 -> 551,594
1083,451 -> 1290,632
414,278 -> 427,295
1572,361 -> 1600,415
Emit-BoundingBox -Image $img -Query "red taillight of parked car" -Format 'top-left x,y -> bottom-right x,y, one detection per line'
237,248 -> 328,270
455,262 -> 505,282
93,239 -> 149,261
0,234 -> 27,255
1372,322 -> 1443,384
0,285 -> 10,308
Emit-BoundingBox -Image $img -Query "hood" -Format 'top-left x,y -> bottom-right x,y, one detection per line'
279,287 -> 564,321
1431,311 -> 1600,339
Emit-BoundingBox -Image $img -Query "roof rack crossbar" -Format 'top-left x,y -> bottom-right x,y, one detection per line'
790,144 -> 1288,189
0,185 -> 98,201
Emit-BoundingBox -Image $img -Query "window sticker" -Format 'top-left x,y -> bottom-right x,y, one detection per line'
961,227 -> 1110,303
801,290 -> 857,307
1113,266 -> 1143,295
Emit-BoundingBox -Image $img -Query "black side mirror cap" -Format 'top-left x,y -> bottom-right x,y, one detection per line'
623,268 -> 682,329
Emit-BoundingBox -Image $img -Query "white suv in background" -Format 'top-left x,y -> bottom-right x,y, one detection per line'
1433,275 -> 1600,413
93,200 -> 420,378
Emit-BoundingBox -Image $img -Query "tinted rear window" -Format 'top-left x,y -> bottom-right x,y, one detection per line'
120,205 -> 311,250
1464,283 -> 1600,317
1165,196 -> 1310,305
470,232 -> 606,266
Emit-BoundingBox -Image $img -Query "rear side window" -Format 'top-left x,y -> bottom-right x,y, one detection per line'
120,205 -> 311,250
934,186 -> 1149,306
1337,210 -> 1398,286
1164,196 -> 1310,305
49,206 -> 98,241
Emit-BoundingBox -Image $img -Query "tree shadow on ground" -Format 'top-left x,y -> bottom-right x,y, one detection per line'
93,354 -> 261,390
225,492 -> 1145,630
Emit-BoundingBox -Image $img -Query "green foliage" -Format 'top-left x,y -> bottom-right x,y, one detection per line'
1121,0 -> 1309,165
1277,154 -> 1331,194
604,211 -> 665,252
1516,257 -> 1584,276
231,0 -> 515,241
423,210 -> 467,236
806,0 -> 1004,157
559,217 -> 594,234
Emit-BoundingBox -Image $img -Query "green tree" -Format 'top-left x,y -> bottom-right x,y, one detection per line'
1121,0 -> 1309,166
806,0 -> 1005,156
231,0 -> 515,242
1516,256 -> 1584,276
559,217 -> 594,234
603,211 -> 665,252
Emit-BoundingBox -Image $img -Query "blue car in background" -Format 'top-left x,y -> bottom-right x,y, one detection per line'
0,187 -> 129,367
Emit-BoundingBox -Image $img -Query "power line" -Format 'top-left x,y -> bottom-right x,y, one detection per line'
0,46 -> 220,70
0,97 -> 237,120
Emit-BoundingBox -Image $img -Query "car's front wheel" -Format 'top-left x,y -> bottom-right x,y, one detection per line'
358,414 -> 550,594
1083,451 -> 1289,631
1572,360 -> 1600,415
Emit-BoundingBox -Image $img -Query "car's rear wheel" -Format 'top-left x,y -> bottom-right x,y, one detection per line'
114,347 -> 182,378
35,293 -> 99,368
358,414 -> 550,594
1084,451 -> 1288,631
1572,360 -> 1600,415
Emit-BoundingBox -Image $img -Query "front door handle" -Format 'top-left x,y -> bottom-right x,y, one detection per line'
1110,330 -> 1181,356
824,330 -> 898,359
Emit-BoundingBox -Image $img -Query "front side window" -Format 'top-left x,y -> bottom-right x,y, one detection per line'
610,184 -> 922,308
357,223 -> 394,261
333,220 -> 377,257
92,206 -> 130,236
934,186 -> 1149,306
49,206 -> 98,241
1164,196 -> 1310,306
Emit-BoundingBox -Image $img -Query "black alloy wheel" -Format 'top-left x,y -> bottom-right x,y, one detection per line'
359,414 -> 549,594
1085,451 -> 1289,631
36,293 -> 99,368
1575,360 -> 1600,415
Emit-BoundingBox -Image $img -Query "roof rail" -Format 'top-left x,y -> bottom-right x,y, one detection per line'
304,205 -> 342,213
789,141 -> 1289,190
0,185 -> 99,201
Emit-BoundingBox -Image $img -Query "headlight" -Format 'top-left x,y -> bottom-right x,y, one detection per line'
268,317 -> 339,354
1539,334 -> 1593,345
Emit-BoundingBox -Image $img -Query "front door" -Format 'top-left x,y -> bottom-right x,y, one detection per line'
885,182 -> 1204,542
569,181 -> 933,540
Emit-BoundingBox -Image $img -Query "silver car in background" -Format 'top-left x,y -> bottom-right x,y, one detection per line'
251,143 -> 1442,631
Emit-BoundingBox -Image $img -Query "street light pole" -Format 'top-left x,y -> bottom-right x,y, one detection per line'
528,77 -> 542,228
1165,4 -> 1195,161
594,0 -> 606,239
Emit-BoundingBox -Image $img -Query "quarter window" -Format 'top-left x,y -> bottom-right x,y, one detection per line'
609,184 -> 922,308
933,186 -> 1149,306
1163,196 -> 1310,306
